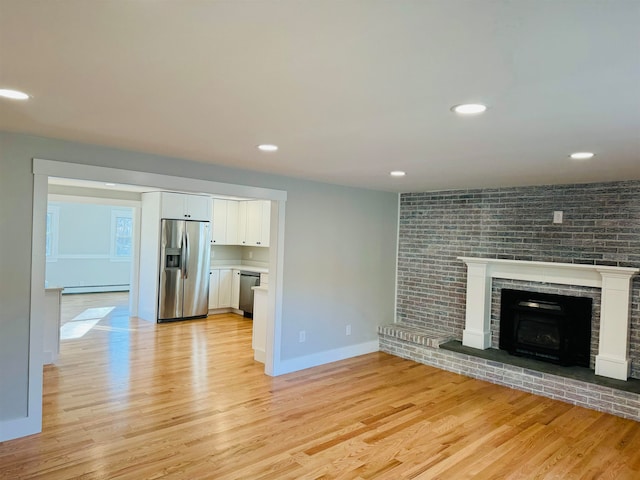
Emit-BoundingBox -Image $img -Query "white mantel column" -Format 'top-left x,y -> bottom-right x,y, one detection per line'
461,260 -> 492,349
595,270 -> 635,380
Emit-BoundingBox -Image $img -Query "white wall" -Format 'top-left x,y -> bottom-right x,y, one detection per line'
45,202 -> 132,292
0,131 -> 398,440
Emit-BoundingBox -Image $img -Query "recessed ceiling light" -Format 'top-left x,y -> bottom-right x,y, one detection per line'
390,171 -> 406,177
569,152 -> 595,160
257,144 -> 278,152
0,88 -> 30,100
451,103 -> 487,115
105,183 -> 117,187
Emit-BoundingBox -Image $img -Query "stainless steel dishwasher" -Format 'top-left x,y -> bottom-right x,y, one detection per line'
239,271 -> 260,317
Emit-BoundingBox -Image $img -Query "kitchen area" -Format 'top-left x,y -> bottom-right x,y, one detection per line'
41,185 -> 273,368
138,191 -> 271,364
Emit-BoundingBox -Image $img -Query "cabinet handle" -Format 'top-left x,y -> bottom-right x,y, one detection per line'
257,241 -> 261,245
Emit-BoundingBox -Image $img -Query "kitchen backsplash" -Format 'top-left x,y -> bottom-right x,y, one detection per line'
241,246 -> 270,263
211,245 -> 243,261
211,244 -> 269,268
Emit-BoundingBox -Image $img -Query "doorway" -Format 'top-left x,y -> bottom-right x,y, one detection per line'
46,185 -> 140,342
32,159 -> 287,375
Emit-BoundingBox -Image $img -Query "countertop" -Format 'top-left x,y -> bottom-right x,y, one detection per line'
210,264 -> 268,274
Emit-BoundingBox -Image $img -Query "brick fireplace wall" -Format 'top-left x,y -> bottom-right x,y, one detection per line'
396,180 -> 640,378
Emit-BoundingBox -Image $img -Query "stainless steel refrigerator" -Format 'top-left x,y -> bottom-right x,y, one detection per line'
158,219 -> 211,322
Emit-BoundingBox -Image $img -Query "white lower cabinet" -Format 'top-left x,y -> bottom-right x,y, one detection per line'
208,268 -> 233,309
217,269 -> 232,307
208,270 -> 220,309
209,268 -> 257,312
252,286 -> 268,363
231,269 -> 241,309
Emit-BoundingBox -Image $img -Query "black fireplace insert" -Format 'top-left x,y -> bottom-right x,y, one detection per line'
499,289 -> 592,367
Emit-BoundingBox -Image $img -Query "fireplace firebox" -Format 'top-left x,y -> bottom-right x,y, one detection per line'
499,289 -> 592,367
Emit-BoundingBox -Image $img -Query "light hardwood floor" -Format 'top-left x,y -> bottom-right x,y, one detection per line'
59,291 -> 130,326
2,294 -> 640,479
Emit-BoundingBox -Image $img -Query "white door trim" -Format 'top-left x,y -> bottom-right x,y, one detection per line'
19,159 -> 286,441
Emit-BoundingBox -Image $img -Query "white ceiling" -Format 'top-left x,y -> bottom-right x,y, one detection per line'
1,0 -> 639,193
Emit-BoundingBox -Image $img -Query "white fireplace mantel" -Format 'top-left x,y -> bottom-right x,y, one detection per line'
458,257 -> 639,381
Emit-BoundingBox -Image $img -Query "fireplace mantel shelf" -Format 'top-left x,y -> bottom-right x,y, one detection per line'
457,257 -> 639,288
458,257 -> 639,381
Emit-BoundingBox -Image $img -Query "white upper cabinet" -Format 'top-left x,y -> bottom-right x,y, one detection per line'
246,201 -> 262,245
211,198 -> 270,247
237,201 -> 248,245
211,199 -> 240,244
225,201 -> 239,244
259,201 -> 271,247
211,199 -> 228,244
238,200 -> 271,247
160,192 -> 211,221
159,192 -> 185,220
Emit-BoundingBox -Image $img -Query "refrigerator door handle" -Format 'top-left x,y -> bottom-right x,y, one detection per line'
183,230 -> 190,279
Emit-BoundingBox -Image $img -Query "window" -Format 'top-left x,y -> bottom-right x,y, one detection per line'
111,209 -> 133,260
46,206 -> 60,261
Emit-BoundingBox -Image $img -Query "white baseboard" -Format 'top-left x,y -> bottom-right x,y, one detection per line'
0,416 -> 41,442
274,339 -> 380,376
62,286 -> 130,294
254,349 -> 266,363
207,307 -> 245,316
208,307 -> 232,315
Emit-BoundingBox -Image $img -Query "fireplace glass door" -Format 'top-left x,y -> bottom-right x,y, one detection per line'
500,289 -> 592,367
517,314 -> 561,350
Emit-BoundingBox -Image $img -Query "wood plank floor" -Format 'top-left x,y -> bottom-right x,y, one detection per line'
59,291 -> 130,326
2,294 -> 640,479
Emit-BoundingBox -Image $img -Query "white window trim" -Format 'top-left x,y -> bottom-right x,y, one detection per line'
110,209 -> 133,262
46,206 -> 60,262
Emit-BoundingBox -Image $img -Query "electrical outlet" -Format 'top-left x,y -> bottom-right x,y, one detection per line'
553,211 -> 563,224
249,251 -> 253,259
299,330 -> 306,343
346,324 -> 351,336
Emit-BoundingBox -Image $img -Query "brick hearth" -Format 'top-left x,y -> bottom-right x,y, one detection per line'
378,328 -> 640,421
